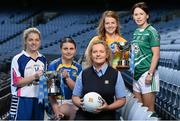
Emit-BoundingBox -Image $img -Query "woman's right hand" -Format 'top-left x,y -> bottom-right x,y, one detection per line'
114,44 -> 120,53
34,70 -> 43,80
96,99 -> 108,113
52,104 -> 64,120
79,98 -> 86,111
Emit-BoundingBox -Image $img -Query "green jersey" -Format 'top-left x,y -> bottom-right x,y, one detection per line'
132,25 -> 160,80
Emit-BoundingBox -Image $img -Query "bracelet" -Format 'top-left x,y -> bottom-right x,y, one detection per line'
148,72 -> 153,76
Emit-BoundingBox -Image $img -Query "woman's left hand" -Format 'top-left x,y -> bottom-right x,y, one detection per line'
114,44 -> 120,53
95,99 -> 108,113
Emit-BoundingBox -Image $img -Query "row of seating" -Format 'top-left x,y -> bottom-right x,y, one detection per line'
159,51 -> 180,69
0,11 -> 100,63
0,23 -> 29,42
156,66 -> 180,119
0,10 -> 37,24
160,44 -> 180,51
0,10 -> 40,43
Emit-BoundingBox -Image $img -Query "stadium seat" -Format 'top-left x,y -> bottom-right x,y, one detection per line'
123,97 -> 139,120
131,106 -> 153,120
128,102 -> 143,120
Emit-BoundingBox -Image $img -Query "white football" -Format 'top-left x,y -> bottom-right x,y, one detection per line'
83,92 -> 104,113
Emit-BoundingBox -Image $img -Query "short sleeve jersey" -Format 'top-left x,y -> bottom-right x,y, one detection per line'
11,50 -> 47,97
132,25 -> 160,80
48,58 -> 82,99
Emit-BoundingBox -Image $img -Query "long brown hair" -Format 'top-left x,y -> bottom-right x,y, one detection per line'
97,10 -> 121,41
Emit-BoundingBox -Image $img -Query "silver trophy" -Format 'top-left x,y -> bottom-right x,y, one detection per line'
45,71 -> 61,96
117,42 -> 130,68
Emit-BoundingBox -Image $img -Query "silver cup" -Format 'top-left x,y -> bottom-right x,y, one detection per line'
117,42 -> 130,67
46,71 -> 61,96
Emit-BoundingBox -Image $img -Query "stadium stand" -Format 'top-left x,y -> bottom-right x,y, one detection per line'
155,66 -> 180,119
159,51 -> 180,69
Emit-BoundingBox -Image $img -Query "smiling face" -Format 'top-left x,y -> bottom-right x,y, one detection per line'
91,43 -> 108,66
133,7 -> 149,28
104,17 -> 118,35
25,32 -> 41,53
61,42 -> 76,61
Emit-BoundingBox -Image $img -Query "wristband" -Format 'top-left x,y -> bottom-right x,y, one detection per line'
148,72 -> 153,76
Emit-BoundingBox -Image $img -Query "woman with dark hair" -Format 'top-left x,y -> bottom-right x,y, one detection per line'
85,10 -> 128,69
48,37 -> 82,120
131,2 -> 160,112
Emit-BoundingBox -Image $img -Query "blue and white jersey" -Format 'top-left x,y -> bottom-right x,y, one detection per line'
11,50 -> 47,97
48,58 -> 82,99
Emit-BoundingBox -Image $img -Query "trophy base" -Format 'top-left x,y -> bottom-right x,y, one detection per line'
48,92 -> 60,96
118,60 -> 129,66
116,65 -> 129,72
116,60 -> 129,71
116,65 -> 129,69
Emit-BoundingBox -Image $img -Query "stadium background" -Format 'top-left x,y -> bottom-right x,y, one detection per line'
0,0 -> 180,120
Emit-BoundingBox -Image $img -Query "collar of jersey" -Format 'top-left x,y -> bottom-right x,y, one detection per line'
93,63 -> 108,75
22,50 -> 42,57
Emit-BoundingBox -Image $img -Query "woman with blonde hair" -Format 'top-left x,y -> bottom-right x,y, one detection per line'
9,27 -> 47,120
72,40 -> 126,120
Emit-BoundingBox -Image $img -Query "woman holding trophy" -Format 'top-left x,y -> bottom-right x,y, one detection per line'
9,27 -> 47,120
48,37 -> 82,120
85,10 -> 128,69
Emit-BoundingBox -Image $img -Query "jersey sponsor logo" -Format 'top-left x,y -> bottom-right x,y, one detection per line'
109,42 -> 117,53
132,43 -> 140,54
104,80 -> 109,84
34,64 -> 40,72
72,70 -> 77,77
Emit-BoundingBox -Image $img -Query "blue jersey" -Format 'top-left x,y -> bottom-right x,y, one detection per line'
48,58 -> 82,99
